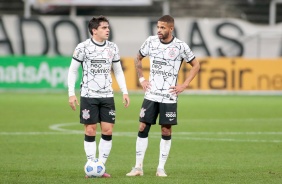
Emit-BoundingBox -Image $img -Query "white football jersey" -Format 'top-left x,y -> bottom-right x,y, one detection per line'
72,38 -> 120,98
140,36 -> 195,103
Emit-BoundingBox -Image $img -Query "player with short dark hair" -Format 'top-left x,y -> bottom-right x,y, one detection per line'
68,15 -> 130,178
126,15 -> 200,177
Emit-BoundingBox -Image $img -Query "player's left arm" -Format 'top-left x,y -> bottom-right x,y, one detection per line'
112,61 -> 130,108
170,58 -> 200,95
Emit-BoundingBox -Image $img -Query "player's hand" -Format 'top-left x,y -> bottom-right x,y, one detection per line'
140,80 -> 151,92
123,94 -> 130,108
169,84 -> 186,95
69,95 -> 79,111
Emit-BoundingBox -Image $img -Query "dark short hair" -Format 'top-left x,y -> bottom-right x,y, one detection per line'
158,15 -> 174,25
88,16 -> 109,35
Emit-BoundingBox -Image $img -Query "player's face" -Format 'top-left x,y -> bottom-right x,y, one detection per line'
157,21 -> 173,42
93,21 -> 110,42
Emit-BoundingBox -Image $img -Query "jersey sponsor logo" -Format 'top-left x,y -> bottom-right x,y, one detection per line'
140,107 -> 146,118
165,112 -> 176,118
90,68 -> 110,74
90,60 -> 107,68
150,91 -> 170,98
151,69 -> 173,77
90,60 -> 106,68
82,109 -> 90,120
152,60 -> 167,70
152,64 -> 162,69
90,59 -> 110,74
153,60 -> 167,65
90,90 -> 111,94
91,63 -> 103,68
91,60 -> 106,64
151,60 -> 177,77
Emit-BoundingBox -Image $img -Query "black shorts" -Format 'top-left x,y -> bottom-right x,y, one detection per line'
80,97 -> 115,124
139,99 -> 177,125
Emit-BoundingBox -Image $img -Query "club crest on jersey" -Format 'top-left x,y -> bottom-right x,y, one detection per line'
140,108 -> 146,118
82,109 -> 90,120
168,48 -> 176,58
106,48 -> 113,58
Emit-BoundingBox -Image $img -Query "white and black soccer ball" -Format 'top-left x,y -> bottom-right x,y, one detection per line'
84,159 -> 106,177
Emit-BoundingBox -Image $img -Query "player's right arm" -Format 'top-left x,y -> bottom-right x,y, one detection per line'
135,52 -> 150,91
135,52 -> 144,79
68,59 -> 80,111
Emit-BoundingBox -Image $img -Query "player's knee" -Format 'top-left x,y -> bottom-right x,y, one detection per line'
138,123 -> 151,138
161,125 -> 171,136
138,122 -> 146,132
101,128 -> 113,135
85,125 -> 96,136
161,130 -> 171,137
101,122 -> 113,135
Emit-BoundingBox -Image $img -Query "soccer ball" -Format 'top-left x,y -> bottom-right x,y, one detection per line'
84,159 -> 106,177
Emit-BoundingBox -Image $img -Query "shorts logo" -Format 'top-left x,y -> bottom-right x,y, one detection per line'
82,109 -> 90,120
140,108 -> 146,118
109,110 -> 115,116
165,112 -> 176,118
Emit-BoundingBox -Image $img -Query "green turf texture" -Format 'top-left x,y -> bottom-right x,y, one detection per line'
0,92 -> 281,184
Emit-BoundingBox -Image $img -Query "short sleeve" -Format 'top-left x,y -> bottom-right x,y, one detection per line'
182,43 -> 195,62
139,36 -> 151,57
112,43 -> 120,62
72,43 -> 85,62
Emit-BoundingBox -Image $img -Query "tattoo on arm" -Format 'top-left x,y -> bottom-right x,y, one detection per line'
134,53 -> 144,78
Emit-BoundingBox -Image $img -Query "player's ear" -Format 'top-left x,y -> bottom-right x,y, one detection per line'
170,26 -> 174,32
92,28 -> 97,35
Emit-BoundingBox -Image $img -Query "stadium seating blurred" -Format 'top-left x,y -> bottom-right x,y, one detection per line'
0,0 -> 277,24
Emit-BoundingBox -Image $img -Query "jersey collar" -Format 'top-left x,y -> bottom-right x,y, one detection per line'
91,38 -> 106,47
159,36 -> 174,44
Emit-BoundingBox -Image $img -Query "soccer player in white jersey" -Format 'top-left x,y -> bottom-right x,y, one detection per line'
68,16 -> 130,178
126,15 -> 200,177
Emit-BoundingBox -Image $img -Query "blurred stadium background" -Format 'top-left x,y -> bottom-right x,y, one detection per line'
0,0 -> 277,23
1,0 -> 282,93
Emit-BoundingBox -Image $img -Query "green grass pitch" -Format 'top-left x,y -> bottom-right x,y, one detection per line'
0,92 -> 281,184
